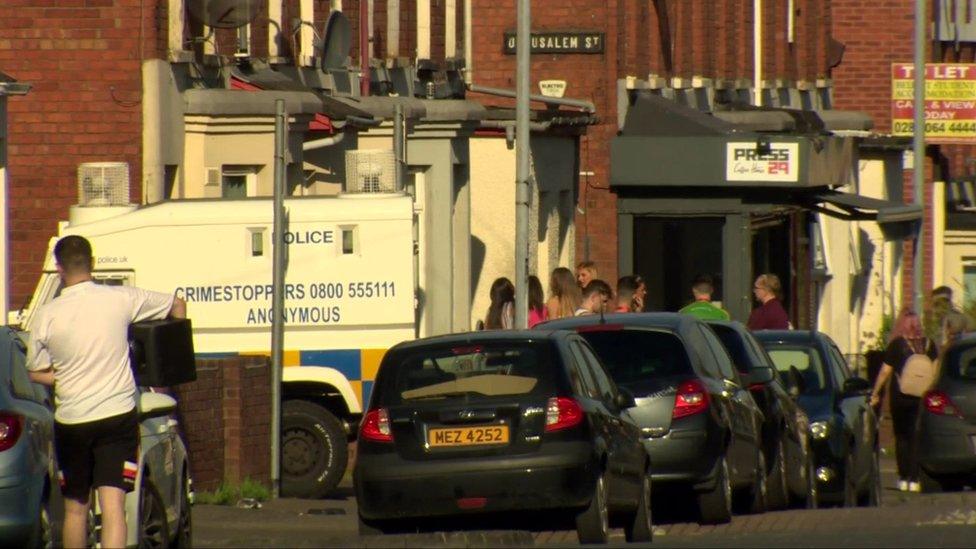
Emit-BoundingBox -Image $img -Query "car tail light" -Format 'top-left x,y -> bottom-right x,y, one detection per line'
545,397 -> 584,432
360,408 -> 393,442
923,390 -> 961,417
748,383 -> 766,393
672,379 -> 710,419
0,413 -> 23,452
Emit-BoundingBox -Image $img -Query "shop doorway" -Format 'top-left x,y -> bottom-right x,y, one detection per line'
633,217 -> 725,312
751,215 -> 795,323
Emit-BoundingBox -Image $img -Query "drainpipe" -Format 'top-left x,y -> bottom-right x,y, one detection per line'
754,0 -> 763,107
912,0 -> 925,311
464,0 -> 472,84
303,130 -> 346,151
467,83 -> 596,113
360,0 -> 370,96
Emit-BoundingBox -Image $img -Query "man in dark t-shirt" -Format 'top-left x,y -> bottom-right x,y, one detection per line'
747,274 -> 790,330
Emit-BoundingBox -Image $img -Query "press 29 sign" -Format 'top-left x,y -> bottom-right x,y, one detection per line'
725,143 -> 799,182
892,63 -> 976,143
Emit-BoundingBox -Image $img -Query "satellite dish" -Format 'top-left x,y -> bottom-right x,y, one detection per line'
320,11 -> 351,71
186,0 -> 261,29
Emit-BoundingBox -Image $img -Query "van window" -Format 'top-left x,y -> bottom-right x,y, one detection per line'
578,329 -> 692,394
377,341 -> 561,405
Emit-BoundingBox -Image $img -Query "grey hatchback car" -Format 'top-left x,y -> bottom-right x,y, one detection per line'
0,327 -> 58,546
918,334 -> 976,490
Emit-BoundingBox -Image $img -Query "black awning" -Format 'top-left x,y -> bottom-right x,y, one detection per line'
611,93 -> 856,189
814,190 -> 922,224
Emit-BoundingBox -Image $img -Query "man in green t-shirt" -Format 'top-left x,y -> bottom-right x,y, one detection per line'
679,276 -> 730,321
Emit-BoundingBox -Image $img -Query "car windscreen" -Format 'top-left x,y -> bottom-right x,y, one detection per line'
376,341 -> 562,406
943,342 -> 976,380
709,324 -> 758,373
577,329 -> 693,391
761,343 -> 828,392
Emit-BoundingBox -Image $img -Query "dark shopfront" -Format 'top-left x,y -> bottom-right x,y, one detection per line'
612,94 -> 921,326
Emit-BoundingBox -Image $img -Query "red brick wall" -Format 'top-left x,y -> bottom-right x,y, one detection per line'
469,0 -> 830,285
0,0 -> 156,307
175,356 -> 271,491
832,1 -> 976,309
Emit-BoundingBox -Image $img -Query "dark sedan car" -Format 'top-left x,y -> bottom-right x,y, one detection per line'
753,330 -> 880,507
354,330 -> 652,544
917,334 -> 976,491
538,313 -> 766,524
706,321 -> 814,509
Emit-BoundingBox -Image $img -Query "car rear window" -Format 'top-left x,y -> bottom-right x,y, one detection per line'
943,343 -> 976,380
577,329 -> 692,390
376,341 -> 561,405
762,343 -> 828,392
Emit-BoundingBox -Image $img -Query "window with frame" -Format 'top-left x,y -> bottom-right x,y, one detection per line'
221,165 -> 259,198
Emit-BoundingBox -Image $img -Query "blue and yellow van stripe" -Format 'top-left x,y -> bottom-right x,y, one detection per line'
202,348 -> 387,408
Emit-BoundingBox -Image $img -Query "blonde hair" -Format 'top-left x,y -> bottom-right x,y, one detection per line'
550,267 -> 582,318
757,273 -> 782,299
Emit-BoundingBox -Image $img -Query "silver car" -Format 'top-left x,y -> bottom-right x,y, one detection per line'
0,327 -> 57,546
4,323 -> 193,547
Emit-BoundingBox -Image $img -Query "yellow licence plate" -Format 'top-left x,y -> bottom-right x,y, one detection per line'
428,425 -> 510,447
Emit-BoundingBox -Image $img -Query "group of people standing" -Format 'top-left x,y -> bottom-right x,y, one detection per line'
483,262 -> 647,329
484,263 -> 793,331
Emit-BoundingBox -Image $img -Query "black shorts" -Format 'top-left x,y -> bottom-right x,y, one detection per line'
54,409 -> 139,500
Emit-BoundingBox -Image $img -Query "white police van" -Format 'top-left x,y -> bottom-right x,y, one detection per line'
15,193 -> 416,498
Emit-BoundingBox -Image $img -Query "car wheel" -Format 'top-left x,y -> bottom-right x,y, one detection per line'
170,473 -> 192,548
358,513 -> 395,536
139,478 -> 170,549
858,449 -> 881,507
765,439 -> 789,511
624,468 -> 653,543
804,454 -> 819,509
921,470 -> 967,493
281,400 -> 348,499
698,456 -> 732,525
749,450 -> 768,514
28,493 -> 53,549
841,455 -> 857,508
575,471 -> 609,544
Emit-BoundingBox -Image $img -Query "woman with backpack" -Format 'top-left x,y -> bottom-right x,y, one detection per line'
869,309 -> 937,492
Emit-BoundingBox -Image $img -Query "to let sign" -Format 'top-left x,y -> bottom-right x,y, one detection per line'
892,63 -> 976,143
503,32 -> 604,54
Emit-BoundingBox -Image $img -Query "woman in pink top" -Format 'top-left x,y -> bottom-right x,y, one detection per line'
528,275 -> 548,327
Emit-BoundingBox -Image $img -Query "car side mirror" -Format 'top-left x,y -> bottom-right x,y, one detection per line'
746,366 -> 774,385
139,391 -> 177,420
615,387 -> 636,410
788,366 -> 805,398
842,377 -> 871,397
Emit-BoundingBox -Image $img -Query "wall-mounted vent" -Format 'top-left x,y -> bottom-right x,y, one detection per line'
77,162 -> 130,207
344,149 -> 397,193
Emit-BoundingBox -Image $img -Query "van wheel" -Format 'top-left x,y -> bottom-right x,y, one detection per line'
698,456 -> 732,525
624,468 -> 653,543
765,439 -> 789,511
575,472 -> 609,544
281,400 -> 348,499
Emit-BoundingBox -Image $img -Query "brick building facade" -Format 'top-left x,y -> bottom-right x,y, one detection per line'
1,0 -> 968,325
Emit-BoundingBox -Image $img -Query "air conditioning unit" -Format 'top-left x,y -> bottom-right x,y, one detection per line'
77,162 -> 130,207
344,150 -> 396,194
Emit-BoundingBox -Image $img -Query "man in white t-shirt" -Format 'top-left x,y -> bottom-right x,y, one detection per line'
27,235 -> 186,549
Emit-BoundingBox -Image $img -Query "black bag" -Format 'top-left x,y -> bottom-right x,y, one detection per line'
128,318 -> 197,386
